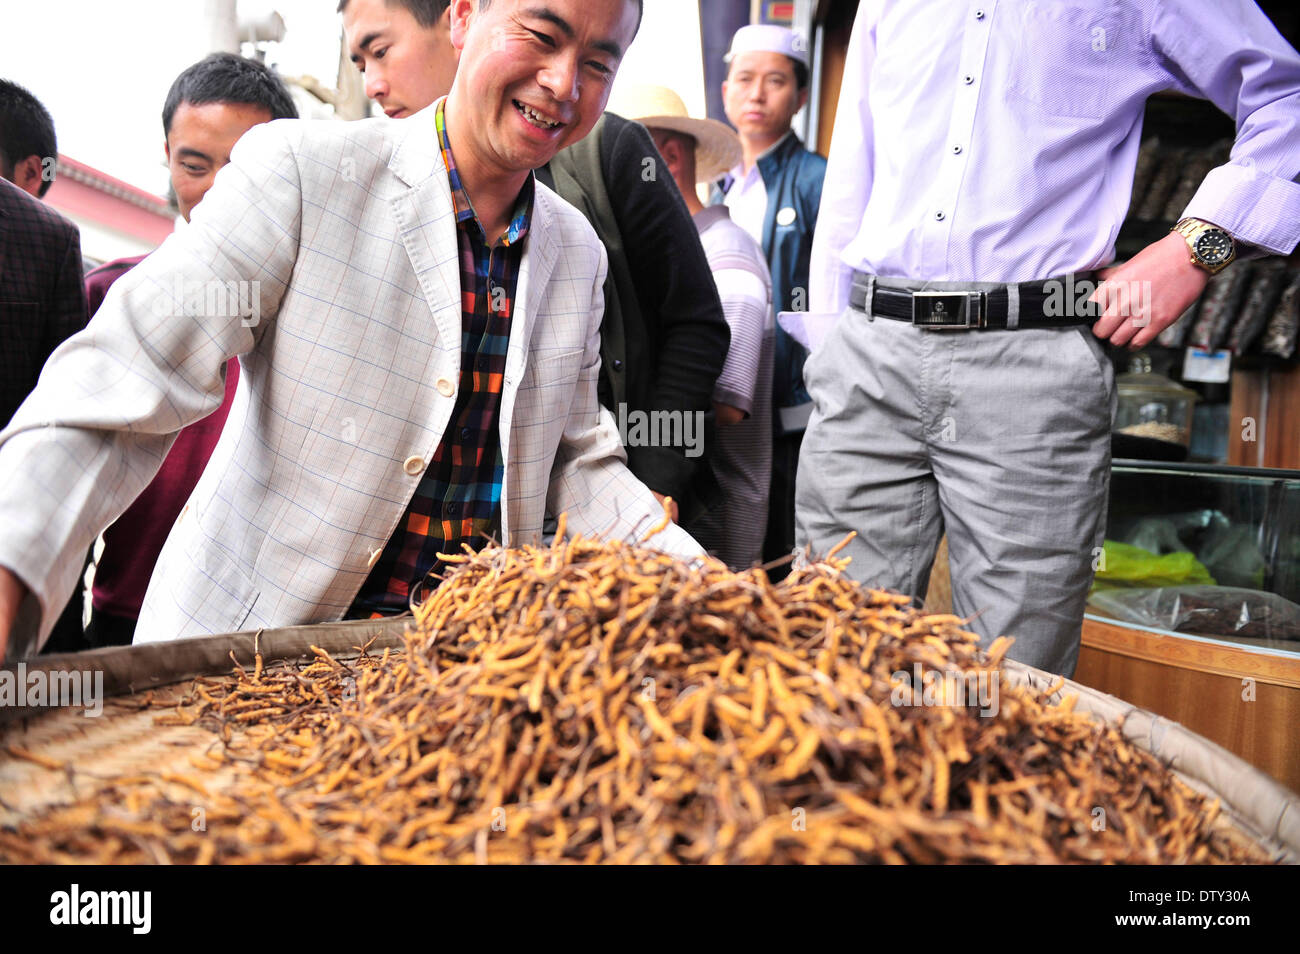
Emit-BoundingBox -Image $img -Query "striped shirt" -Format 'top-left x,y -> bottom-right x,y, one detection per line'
349,97 -> 533,617
688,205 -> 774,570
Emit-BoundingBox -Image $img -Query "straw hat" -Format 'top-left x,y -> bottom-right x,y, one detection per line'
610,84 -> 742,184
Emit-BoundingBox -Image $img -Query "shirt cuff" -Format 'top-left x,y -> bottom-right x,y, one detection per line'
712,386 -> 753,416
1181,163 -> 1300,256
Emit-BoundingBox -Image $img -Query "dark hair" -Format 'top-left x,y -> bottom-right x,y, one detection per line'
487,0 -> 644,32
0,79 -> 57,197
338,0 -> 643,33
337,0 -> 449,27
162,53 -> 298,138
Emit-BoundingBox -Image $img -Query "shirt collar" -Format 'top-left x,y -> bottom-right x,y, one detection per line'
434,96 -> 534,247
693,205 -> 732,232
727,129 -> 796,183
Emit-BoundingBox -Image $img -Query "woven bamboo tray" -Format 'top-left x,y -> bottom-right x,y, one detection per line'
0,619 -> 409,831
1,618 -> 1295,862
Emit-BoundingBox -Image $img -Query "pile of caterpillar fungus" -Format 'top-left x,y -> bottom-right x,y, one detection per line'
0,513 -> 1266,864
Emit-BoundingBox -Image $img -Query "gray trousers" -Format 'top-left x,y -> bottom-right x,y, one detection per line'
795,277 -> 1116,676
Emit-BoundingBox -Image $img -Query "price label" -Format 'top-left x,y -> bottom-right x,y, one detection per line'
1182,347 -> 1231,384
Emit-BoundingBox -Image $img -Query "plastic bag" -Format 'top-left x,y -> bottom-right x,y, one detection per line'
1123,518 -> 1192,557
1093,540 -> 1215,590
1197,522 -> 1268,590
1089,585 -> 1300,640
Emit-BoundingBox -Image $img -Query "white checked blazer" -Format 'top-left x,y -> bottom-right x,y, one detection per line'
0,109 -> 702,647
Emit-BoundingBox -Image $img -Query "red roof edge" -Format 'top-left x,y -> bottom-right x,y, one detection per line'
56,154 -> 173,218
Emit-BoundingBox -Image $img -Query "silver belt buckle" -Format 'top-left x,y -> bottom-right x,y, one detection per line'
912,291 -> 986,330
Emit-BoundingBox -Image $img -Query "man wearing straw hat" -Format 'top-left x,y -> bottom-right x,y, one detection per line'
618,85 -> 775,570
717,23 -> 826,576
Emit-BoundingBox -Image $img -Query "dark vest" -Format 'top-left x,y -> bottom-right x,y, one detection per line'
544,115 -> 637,414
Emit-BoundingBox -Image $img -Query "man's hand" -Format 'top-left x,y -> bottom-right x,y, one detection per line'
652,492 -> 680,525
0,566 -> 29,661
714,402 -> 746,426
1090,232 -> 1209,350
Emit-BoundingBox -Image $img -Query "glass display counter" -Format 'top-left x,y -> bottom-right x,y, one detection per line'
1087,460 -> 1300,653
1077,460 -> 1300,792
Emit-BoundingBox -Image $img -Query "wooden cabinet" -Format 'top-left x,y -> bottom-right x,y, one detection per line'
1228,364 -> 1300,470
1077,617 -> 1300,793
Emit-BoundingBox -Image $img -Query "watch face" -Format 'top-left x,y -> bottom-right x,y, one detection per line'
1195,230 -> 1233,266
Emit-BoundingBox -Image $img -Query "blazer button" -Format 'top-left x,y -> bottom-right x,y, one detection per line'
436,377 -> 455,397
403,455 -> 425,476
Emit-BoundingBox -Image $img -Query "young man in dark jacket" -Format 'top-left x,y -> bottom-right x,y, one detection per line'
0,79 -> 59,199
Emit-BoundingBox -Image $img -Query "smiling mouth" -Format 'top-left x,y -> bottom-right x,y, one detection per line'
513,100 -> 564,130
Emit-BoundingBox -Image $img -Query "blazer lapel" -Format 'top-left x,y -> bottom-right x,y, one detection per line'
507,185 -> 557,385
498,186 -> 558,539
387,112 -> 462,362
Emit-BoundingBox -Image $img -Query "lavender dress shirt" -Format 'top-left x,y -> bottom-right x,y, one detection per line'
811,0 -> 1300,313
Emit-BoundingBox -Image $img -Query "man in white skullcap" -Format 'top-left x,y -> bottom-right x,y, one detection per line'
716,23 -> 826,578
617,85 -> 775,570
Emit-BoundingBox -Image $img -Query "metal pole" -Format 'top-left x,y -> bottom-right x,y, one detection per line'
206,0 -> 240,54
700,0 -> 752,122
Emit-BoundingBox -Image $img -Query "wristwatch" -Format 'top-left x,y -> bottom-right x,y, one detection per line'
1173,218 -> 1236,275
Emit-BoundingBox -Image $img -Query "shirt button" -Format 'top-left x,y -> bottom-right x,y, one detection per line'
613,359 -> 624,371
975,9 -> 985,19
963,75 -> 974,85
403,455 -> 425,476
951,144 -> 963,155
460,426 -> 471,440
446,502 -> 459,517
436,377 -> 454,397
934,210 -> 946,221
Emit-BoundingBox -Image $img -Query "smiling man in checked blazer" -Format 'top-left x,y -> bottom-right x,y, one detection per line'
0,0 -> 700,659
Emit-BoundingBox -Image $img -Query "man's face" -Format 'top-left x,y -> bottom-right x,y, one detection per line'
448,0 -> 639,174
165,101 -> 273,222
649,129 -> 689,196
344,0 -> 456,117
722,51 -> 806,143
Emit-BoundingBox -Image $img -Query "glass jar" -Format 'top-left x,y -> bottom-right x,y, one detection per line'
1115,354 -> 1197,448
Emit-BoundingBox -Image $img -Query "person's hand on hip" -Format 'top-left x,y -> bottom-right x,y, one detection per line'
1090,232 -> 1209,349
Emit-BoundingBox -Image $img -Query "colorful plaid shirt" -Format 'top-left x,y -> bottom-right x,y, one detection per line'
349,98 -> 533,617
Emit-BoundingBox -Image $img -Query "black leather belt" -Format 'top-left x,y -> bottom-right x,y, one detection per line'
849,271 -> 1100,330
